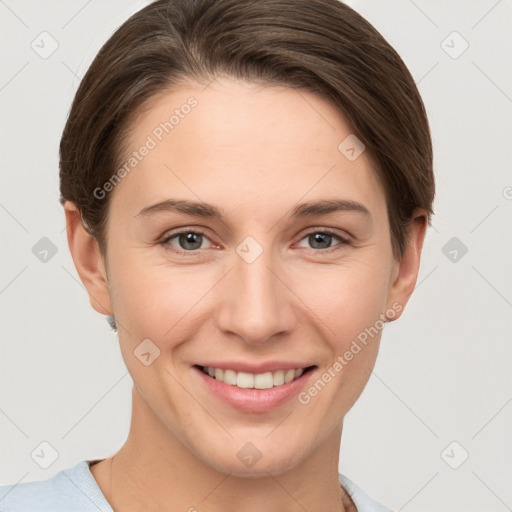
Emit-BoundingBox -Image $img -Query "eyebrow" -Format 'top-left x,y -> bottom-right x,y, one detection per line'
135,198 -> 371,220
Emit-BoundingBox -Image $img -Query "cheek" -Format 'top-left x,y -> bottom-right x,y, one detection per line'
108,254 -> 218,346
292,258 -> 392,345
294,261 -> 391,409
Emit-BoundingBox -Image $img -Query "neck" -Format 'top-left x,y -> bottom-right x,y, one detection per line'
95,386 -> 355,512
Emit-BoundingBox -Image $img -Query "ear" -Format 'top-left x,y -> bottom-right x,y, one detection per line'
385,208 -> 428,321
64,201 -> 114,316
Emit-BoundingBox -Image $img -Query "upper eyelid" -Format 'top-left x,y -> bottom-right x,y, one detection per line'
161,227 -> 213,243
295,229 -> 351,248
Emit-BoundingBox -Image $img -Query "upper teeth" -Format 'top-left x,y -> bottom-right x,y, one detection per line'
203,367 -> 305,389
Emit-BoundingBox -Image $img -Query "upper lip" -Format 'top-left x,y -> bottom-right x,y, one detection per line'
194,361 -> 316,374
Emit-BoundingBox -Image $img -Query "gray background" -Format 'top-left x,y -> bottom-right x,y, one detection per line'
1,1 -> 511,510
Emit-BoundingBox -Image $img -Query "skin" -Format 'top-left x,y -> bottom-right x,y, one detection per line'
65,76 -> 427,511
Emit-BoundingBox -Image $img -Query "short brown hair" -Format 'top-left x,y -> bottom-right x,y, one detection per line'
59,0 -> 434,260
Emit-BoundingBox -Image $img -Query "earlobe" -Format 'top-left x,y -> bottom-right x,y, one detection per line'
386,208 -> 428,320
64,201 -> 114,316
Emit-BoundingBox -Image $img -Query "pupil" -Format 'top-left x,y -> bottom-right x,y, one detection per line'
310,233 -> 331,249
180,232 -> 202,250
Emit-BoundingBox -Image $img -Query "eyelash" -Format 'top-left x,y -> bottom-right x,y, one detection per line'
159,227 -> 351,255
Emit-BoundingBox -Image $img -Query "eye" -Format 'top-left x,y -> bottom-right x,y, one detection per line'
159,227 -> 351,255
160,229 -> 213,253
296,228 -> 351,252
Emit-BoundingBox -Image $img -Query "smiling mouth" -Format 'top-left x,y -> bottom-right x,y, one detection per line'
195,365 -> 316,390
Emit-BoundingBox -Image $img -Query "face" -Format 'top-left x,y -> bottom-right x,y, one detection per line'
95,77 -> 406,476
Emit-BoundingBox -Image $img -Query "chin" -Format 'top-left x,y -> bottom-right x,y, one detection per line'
209,453 -> 303,479
193,435 -> 311,478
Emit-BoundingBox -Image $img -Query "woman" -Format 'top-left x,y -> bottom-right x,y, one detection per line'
0,0 -> 434,510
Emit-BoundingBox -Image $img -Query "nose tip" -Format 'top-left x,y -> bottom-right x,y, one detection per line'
215,250 -> 296,345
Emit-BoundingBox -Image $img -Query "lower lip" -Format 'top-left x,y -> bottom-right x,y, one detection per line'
193,366 -> 316,413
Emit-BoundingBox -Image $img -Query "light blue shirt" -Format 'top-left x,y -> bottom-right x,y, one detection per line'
0,460 -> 394,511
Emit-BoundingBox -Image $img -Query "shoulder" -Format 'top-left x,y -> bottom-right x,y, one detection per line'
0,461 -> 112,512
339,473 -> 395,512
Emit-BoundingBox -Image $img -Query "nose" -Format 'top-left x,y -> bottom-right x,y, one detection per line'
215,243 -> 297,346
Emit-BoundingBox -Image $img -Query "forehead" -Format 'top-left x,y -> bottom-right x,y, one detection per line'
111,77 -> 387,221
